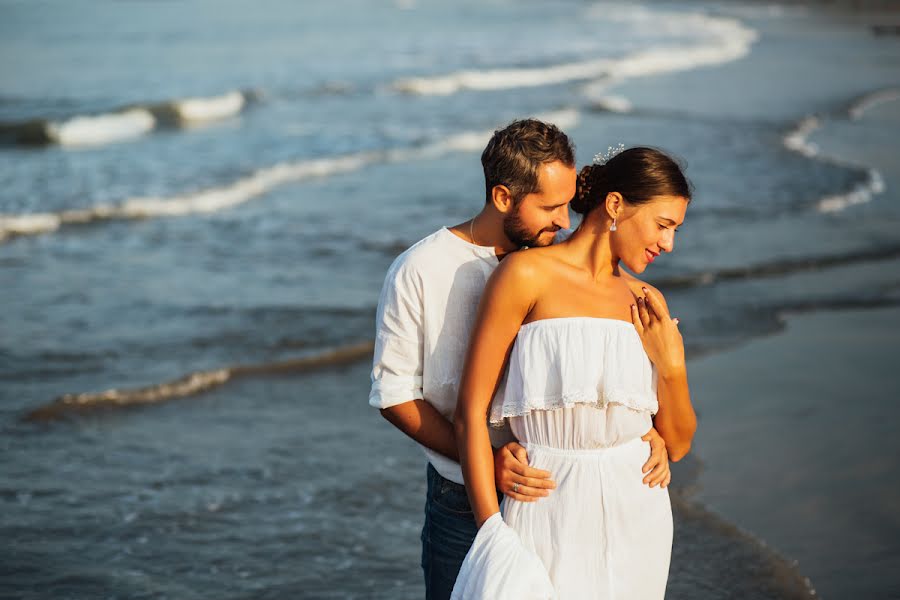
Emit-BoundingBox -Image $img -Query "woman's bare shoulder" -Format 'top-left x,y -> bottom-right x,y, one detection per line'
491,247 -> 559,293
621,271 -> 670,309
621,271 -> 662,296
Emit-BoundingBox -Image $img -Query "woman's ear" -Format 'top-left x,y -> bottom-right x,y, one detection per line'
605,191 -> 623,221
491,185 -> 514,215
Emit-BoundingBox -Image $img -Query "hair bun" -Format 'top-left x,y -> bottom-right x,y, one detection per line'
572,164 -> 598,215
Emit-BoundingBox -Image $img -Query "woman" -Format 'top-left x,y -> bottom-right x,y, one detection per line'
452,147 -> 698,599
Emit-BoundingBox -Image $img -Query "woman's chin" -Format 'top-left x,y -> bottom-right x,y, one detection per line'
623,259 -> 647,274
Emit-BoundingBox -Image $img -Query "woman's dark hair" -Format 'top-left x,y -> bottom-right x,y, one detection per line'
481,118 -> 576,204
571,147 -> 692,215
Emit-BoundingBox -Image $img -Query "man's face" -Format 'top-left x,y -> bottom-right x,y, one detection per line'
503,160 -> 577,248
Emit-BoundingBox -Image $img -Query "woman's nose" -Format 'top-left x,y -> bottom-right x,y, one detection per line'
659,230 -> 675,253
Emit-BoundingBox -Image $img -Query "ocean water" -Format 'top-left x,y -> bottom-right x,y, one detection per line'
2,1 -> 899,598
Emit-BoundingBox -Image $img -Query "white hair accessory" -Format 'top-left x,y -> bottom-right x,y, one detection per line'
592,143 -> 625,165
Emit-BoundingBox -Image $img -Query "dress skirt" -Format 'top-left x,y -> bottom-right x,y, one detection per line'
500,437 -> 673,600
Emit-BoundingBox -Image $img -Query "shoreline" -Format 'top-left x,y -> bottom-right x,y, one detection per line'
681,304 -> 900,599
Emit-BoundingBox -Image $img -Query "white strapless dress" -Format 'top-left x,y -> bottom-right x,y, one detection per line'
452,317 -> 673,600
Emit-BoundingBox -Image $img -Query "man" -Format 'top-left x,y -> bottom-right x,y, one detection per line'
369,119 -> 669,600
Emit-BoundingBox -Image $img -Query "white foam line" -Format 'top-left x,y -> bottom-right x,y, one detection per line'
848,88 -> 900,120
590,95 -> 633,114
0,109 -> 581,243
393,9 -> 757,97
817,169 -> 885,213
782,102 -> 887,215
28,90 -> 253,148
0,153 -> 381,241
47,109 -> 157,147
783,116 -> 821,158
172,91 -> 246,123
393,58 -> 615,96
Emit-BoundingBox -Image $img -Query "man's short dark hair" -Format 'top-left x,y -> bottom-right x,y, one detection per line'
481,119 -> 576,204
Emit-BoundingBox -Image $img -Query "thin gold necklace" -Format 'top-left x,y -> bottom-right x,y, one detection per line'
469,215 -> 478,246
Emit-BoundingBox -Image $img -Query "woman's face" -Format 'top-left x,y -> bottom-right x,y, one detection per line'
612,194 -> 689,274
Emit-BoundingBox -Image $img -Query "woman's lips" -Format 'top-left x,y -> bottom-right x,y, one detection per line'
645,249 -> 658,263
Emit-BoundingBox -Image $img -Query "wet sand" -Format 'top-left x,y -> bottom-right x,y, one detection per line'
684,306 -> 900,599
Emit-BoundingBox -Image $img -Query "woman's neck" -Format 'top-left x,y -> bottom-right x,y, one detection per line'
565,216 -> 620,281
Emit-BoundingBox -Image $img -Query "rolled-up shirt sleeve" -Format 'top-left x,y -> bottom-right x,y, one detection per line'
369,260 -> 425,409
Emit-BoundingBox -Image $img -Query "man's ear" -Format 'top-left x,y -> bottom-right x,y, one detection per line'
605,191 -> 623,221
491,185 -> 515,215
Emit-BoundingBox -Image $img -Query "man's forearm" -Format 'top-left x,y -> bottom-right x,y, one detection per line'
380,399 -> 459,462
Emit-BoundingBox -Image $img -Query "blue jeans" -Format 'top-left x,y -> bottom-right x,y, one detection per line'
421,463 -> 501,600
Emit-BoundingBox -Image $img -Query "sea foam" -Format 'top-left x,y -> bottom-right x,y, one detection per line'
0,108 -> 580,243
782,89 -> 894,214
0,90 -> 256,148
393,9 -> 757,97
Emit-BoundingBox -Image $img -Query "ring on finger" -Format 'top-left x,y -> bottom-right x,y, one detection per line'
512,482 -> 519,493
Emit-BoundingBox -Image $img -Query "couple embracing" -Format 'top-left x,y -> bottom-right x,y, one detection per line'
369,119 -> 697,599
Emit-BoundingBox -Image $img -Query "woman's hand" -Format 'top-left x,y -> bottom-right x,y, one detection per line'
630,286 -> 685,378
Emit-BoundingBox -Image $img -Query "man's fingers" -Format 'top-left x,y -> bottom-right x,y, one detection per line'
646,466 -> 668,487
642,454 -> 659,475
642,461 -> 664,485
512,446 -> 529,465
510,461 -> 553,480
510,482 -> 552,497
504,491 -> 539,502
509,472 -> 556,490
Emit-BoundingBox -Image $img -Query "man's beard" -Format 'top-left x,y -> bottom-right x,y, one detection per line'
503,205 -> 559,248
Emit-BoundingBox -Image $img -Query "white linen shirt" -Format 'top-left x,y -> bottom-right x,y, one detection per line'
369,226 -> 514,484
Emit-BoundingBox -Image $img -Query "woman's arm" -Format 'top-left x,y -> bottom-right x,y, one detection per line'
454,254 -> 538,527
653,369 -> 695,461
633,285 -> 697,461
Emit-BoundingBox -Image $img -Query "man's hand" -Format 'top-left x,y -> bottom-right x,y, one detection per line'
641,427 -> 671,488
493,441 -> 556,502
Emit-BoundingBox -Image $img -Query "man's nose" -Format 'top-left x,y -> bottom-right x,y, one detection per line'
555,206 -> 571,230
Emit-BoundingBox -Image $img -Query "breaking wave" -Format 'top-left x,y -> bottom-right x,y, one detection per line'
0,108 -> 578,244
23,341 -> 374,422
0,90 -> 258,148
847,87 -> 900,120
782,88 -> 896,214
393,9 -> 756,97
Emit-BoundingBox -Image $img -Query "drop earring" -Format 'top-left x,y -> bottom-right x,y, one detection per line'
610,218 -> 617,232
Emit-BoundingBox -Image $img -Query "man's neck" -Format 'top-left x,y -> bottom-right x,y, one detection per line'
448,208 -> 518,257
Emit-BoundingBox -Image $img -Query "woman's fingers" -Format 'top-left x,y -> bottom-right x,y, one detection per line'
637,297 -> 651,328
630,303 -> 644,336
641,287 -> 669,321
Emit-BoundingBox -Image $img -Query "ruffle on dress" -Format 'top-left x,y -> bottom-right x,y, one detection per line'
490,317 -> 658,426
